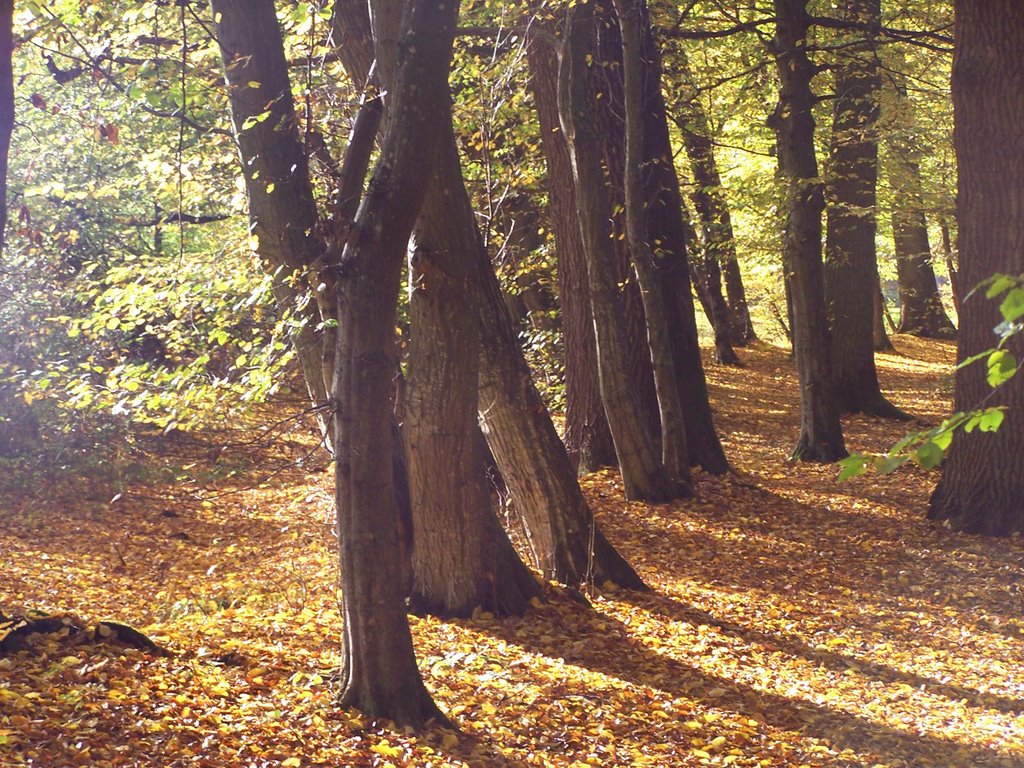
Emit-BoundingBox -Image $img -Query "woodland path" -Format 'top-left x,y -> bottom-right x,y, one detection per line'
2,337 -> 1023,767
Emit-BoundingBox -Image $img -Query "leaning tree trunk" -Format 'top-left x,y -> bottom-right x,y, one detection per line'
883,65 -> 957,339
823,0 -> 907,419
210,0 -> 333,440
929,0 -> 1024,536
527,31 -> 617,473
611,0 -> 692,487
331,0 -> 457,727
559,2 -> 680,503
770,0 -> 847,462
405,103 -> 541,617
0,0 -> 12,259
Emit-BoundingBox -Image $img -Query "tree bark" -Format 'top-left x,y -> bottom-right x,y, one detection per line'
332,0 -> 457,727
0,0 -> 12,259
769,0 -> 847,462
210,0 -> 332,440
559,3 -> 680,503
527,31 -> 616,473
611,0 -> 692,487
929,0 -> 1024,536
405,105 -> 541,617
822,0 -> 907,419
883,66 -> 957,339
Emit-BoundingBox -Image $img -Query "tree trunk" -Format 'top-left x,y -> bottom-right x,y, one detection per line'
332,0 -> 457,727
527,31 -> 617,473
873,281 -> 894,351
769,0 -> 847,462
674,50 -> 752,354
633,7 -> 730,475
0,0 -> 12,259
883,67 -> 957,339
611,0 -> 692,487
559,2 -> 680,503
939,217 -> 961,315
822,0 -> 907,419
405,106 -> 541,617
210,0 -> 332,440
929,0 -> 1024,536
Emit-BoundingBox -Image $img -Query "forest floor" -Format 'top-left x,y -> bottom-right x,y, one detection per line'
2,336 -> 1023,768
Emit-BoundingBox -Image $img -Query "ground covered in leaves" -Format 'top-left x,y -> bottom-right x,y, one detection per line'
2,337 -> 1023,767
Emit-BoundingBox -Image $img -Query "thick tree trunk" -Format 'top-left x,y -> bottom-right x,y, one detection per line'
405,109 -> 541,617
332,0 -> 457,727
884,68 -> 957,339
823,0 -> 907,419
527,32 -> 616,473
0,0 -> 12,258
770,0 -> 847,462
929,1 -> 1024,536
611,0 -> 692,487
559,3 -> 680,503
210,0 -> 332,440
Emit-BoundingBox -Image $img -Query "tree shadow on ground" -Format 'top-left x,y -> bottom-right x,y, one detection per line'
474,595 -> 1019,768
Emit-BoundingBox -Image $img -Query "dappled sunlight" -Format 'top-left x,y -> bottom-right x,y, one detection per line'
2,340 -> 1023,766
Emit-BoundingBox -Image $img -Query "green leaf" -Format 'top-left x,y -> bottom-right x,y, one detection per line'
837,455 -> 869,482
999,288 -> 1024,323
914,441 -> 945,470
983,273 -> 1017,300
874,454 -> 910,475
986,349 -> 1017,388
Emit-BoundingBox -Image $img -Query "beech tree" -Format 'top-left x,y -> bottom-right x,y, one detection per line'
929,0 -> 1024,536
822,0 -> 907,419
769,0 -> 847,462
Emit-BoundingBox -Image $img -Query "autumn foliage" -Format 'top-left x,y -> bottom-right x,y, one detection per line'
2,338 -> 1022,767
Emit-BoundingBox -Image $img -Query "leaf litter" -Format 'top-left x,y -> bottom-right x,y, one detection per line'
1,337 -> 1022,767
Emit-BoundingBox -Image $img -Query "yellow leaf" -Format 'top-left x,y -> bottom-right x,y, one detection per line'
282,758 -> 301,767
480,702 -> 497,715
370,741 -> 402,759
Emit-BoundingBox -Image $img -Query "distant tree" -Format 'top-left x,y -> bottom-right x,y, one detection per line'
929,0 -> 1024,536
883,64 -> 957,339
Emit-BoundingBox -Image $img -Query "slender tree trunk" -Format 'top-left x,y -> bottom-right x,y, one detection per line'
210,0 -> 332,440
884,68 -> 957,339
674,51 -> 752,354
332,0 -> 457,727
823,0 -> 907,419
929,0 -> 1024,536
939,217 -> 961,315
770,0 -> 847,462
527,31 -> 616,473
873,281 -> 894,351
559,2 -> 680,503
0,0 -> 13,259
634,7 -> 730,474
611,0 -> 691,487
